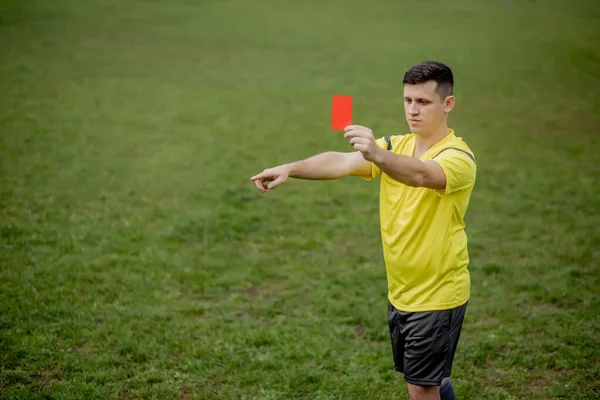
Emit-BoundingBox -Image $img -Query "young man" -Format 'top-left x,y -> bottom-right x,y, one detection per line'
250,61 -> 476,400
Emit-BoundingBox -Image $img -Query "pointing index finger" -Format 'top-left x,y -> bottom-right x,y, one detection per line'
250,172 -> 264,181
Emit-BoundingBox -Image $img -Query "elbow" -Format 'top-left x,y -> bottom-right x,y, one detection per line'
409,169 -> 446,190
405,171 -> 426,187
323,151 -> 349,179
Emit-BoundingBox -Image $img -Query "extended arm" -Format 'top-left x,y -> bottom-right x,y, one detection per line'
250,151 -> 371,193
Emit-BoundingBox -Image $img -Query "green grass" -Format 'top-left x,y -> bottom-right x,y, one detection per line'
1,0 -> 599,398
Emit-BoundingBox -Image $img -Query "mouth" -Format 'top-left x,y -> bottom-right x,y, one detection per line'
408,119 -> 421,125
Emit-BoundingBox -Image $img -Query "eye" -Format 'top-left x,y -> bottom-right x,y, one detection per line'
419,99 -> 428,105
405,98 -> 412,104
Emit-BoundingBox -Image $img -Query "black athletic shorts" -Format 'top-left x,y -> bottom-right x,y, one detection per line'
387,300 -> 468,386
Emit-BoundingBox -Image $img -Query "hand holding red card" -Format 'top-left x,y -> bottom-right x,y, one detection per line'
331,95 -> 352,130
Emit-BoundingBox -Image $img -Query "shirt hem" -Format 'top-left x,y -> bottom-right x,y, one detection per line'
388,295 -> 470,313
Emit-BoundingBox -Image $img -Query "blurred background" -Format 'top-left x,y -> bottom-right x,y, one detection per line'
1,0 -> 598,399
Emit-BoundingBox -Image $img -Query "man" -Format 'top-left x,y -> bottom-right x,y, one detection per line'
250,61 -> 476,400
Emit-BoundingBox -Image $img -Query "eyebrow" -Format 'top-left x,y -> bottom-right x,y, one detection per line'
405,97 -> 432,102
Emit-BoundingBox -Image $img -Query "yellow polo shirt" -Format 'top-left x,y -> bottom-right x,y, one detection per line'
364,130 -> 476,312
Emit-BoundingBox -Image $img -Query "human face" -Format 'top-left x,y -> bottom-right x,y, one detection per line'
403,81 -> 455,135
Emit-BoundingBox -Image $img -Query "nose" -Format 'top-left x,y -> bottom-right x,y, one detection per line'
408,103 -> 419,115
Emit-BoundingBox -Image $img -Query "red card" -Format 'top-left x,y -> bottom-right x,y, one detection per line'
331,94 -> 352,130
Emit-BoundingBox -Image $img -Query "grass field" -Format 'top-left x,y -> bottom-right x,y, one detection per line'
1,0 -> 599,399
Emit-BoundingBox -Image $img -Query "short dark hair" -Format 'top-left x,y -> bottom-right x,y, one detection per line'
403,61 -> 454,100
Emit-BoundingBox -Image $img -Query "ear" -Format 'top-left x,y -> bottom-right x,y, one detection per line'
444,95 -> 456,113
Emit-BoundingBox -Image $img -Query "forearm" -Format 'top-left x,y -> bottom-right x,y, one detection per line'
287,151 -> 350,180
372,149 -> 426,187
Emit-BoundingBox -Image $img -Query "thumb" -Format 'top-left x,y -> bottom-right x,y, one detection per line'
267,176 -> 285,189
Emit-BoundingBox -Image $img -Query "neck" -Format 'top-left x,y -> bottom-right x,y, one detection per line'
414,123 -> 450,150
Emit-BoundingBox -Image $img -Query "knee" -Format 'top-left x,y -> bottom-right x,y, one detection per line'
406,383 -> 440,400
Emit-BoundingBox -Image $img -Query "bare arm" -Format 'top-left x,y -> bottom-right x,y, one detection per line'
344,125 -> 446,189
373,150 -> 446,189
250,151 -> 371,193
288,151 -> 371,179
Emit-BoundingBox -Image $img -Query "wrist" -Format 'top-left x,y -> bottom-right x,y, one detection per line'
283,162 -> 296,177
371,146 -> 385,164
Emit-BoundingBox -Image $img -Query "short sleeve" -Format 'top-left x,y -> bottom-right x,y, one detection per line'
432,148 -> 476,195
362,137 -> 389,181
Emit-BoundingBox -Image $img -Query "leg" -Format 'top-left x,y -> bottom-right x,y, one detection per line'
439,377 -> 456,400
405,378 -> 455,400
406,382 -> 440,400
400,302 -> 468,397
388,301 -> 443,399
